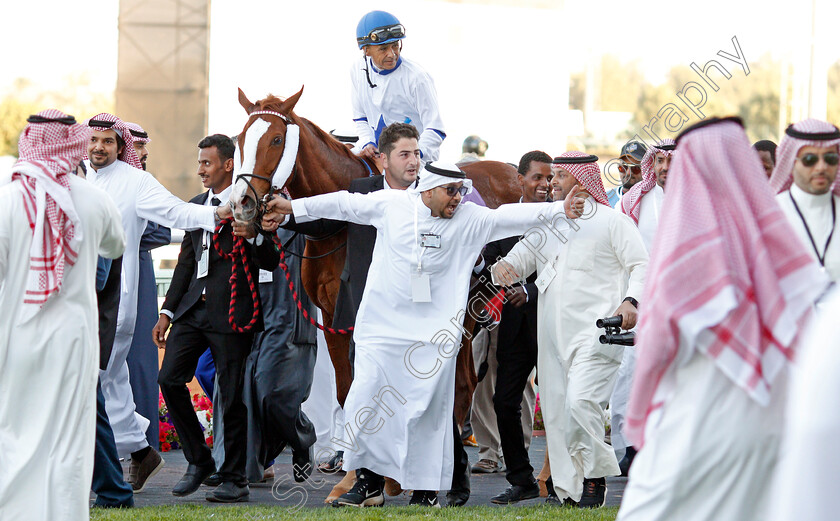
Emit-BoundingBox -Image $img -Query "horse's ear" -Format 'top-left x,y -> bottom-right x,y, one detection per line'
238,88 -> 255,113
281,86 -> 304,114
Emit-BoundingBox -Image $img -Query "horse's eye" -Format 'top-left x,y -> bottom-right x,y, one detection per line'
272,136 -> 283,146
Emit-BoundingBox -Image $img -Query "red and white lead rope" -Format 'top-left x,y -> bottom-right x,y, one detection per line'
213,218 -> 353,335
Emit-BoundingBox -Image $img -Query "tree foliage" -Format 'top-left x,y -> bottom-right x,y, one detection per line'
0,75 -> 113,157
569,53 -> 797,145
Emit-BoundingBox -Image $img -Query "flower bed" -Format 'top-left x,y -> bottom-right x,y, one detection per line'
534,393 -> 544,432
159,391 -> 214,452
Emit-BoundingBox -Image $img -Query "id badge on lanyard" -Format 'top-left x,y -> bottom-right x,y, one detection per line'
197,232 -> 210,279
535,259 -> 557,293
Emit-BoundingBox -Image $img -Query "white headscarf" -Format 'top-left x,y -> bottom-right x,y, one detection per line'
411,161 -> 473,194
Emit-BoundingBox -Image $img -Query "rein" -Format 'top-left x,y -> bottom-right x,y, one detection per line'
212,219 -> 261,333
213,217 -> 353,335
279,229 -> 348,260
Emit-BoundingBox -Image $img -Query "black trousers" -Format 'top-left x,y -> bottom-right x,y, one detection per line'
158,301 -> 253,484
450,415 -> 470,495
493,313 -> 538,487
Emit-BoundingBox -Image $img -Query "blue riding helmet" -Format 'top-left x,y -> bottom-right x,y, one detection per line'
356,10 -> 405,49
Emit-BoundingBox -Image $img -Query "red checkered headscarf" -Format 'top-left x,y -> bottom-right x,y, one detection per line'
550,151 -> 609,206
125,122 -> 151,144
620,139 -> 675,224
624,118 -> 827,448
768,118 -> 840,195
86,113 -> 143,170
11,109 -> 91,323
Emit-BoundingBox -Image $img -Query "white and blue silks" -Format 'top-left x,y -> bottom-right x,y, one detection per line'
351,56 -> 445,161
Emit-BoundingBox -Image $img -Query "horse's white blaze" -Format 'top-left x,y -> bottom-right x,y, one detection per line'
230,118 -> 270,208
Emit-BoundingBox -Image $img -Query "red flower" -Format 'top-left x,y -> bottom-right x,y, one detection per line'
206,435 -> 213,447
161,442 -> 171,452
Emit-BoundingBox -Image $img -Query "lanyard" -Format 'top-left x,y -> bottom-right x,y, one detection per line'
789,191 -> 836,267
413,197 -> 427,272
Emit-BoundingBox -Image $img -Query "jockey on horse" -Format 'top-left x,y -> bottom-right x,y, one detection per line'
352,10 -> 446,164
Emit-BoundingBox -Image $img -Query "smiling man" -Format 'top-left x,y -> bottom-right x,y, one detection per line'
85,113 -> 232,494
262,161 -> 582,508
770,119 -> 840,281
351,10 -> 445,163
155,134 -> 279,503
495,151 -> 647,509
122,121 -> 171,453
472,151 -> 551,504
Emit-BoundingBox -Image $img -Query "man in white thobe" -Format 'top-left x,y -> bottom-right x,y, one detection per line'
262,161 -> 580,507
769,286 -> 840,521
494,151 -> 648,507
769,118 -> 840,281
618,117 -> 827,521
0,110 -> 126,521
84,113 -> 232,489
610,139 -> 674,474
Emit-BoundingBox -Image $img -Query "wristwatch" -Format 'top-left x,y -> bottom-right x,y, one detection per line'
623,296 -> 639,309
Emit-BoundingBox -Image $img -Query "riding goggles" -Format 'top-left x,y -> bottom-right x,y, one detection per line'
797,152 -> 840,167
357,24 -> 405,46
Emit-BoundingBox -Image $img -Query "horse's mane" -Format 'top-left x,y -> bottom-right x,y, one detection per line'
255,94 -> 376,170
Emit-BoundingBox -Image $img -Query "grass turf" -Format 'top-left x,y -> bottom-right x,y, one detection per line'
91,505 -> 620,520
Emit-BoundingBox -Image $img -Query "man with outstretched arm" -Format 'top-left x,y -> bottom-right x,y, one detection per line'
262,161 -> 584,507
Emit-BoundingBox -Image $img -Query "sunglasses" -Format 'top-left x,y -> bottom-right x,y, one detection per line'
442,185 -> 468,197
361,24 -> 405,44
797,152 -> 840,167
618,162 -> 641,175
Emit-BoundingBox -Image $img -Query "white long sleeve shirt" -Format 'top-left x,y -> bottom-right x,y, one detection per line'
350,56 -> 446,161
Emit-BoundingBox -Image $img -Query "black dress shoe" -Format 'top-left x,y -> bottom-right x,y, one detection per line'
205,481 -> 250,503
490,481 -> 540,504
292,446 -> 313,483
172,463 -> 216,497
203,472 -> 222,487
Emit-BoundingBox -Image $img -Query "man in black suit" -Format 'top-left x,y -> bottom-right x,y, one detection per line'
154,134 -> 280,503
479,151 -> 553,505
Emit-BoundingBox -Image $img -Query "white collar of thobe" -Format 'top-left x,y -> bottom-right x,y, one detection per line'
207,185 -> 233,205
790,183 -> 833,213
87,159 -> 121,182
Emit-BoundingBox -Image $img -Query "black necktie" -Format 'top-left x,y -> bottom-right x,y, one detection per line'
211,197 -> 221,206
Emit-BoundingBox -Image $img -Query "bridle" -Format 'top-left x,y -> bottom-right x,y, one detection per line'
235,110 -> 300,223
234,108 -> 349,261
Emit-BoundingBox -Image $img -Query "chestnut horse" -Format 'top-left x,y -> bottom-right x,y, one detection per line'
230,88 -> 522,496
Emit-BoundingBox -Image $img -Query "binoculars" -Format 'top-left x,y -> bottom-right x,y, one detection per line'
596,315 -> 635,347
